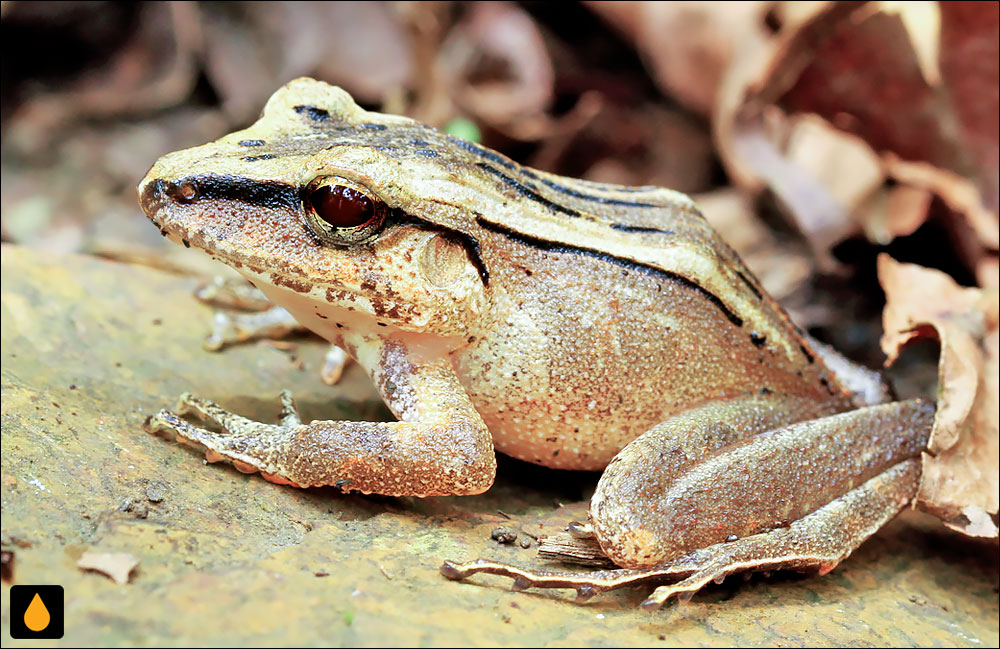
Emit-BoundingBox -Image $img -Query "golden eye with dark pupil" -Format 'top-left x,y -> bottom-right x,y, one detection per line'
309,185 -> 375,228
302,175 -> 388,245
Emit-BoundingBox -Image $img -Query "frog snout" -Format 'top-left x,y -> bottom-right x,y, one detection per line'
138,177 -> 169,224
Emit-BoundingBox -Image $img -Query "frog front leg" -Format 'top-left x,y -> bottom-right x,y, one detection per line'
145,337 -> 496,496
195,277 -> 350,384
443,399 -> 934,606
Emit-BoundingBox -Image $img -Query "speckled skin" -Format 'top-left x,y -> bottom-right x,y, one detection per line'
590,399 -> 934,567
442,456 -> 926,609
139,79 -> 932,591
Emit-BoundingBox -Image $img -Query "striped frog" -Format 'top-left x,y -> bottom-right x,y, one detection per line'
138,78 -> 932,608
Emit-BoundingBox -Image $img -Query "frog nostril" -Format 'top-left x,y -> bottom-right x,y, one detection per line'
177,180 -> 198,203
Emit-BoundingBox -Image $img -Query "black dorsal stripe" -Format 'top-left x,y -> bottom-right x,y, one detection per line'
610,223 -> 675,235
474,216 -> 743,327
477,163 -> 583,219
519,169 -> 658,209
171,174 -> 299,210
447,136 -> 517,170
735,269 -> 763,300
452,137 -> 660,209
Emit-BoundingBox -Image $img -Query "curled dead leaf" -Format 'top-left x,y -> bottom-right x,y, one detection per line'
884,156 -> 1000,251
715,1 -> 998,265
879,254 -> 998,538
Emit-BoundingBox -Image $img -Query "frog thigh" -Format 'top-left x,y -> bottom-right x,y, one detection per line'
590,400 -> 934,568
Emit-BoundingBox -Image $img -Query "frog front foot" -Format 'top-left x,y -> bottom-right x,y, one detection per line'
144,390 -> 319,488
143,342 -> 497,496
195,277 -> 350,384
442,458 -> 921,610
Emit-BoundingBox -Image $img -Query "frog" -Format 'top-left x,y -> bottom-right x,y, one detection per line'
137,77 -> 934,609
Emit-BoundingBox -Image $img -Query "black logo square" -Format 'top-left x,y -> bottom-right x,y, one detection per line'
9,585 -> 64,639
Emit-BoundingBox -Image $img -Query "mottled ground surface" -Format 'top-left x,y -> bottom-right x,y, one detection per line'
2,245 -> 997,647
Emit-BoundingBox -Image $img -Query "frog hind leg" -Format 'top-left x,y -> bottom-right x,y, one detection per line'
590,399 -> 933,568
441,457 -> 922,609
442,400 -> 933,607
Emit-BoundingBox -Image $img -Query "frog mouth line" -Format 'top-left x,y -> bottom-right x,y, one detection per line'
142,200 -> 387,321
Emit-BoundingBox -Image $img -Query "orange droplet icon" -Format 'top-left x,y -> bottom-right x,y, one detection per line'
24,592 -> 51,632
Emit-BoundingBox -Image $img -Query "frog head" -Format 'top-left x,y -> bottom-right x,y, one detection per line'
138,78 -> 489,340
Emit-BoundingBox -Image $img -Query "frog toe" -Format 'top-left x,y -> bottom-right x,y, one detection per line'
277,389 -> 302,426
173,391 -> 299,431
321,345 -> 350,385
202,304 -> 304,351
195,276 -> 273,310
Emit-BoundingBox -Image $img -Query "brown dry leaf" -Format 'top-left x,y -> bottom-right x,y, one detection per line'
855,183 -> 933,245
879,255 -> 999,538
585,0 -> 770,115
77,551 -> 139,585
716,2 -> 998,262
779,5 -> 959,171
938,2 -> 1000,214
714,1 -> 859,191
714,3 -> 876,261
884,156 -> 1000,251
437,1 -> 554,137
722,110 -> 882,268
782,114 -> 884,256
979,255 -> 999,290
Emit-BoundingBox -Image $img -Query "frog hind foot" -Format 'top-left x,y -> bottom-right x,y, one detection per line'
442,458 -> 921,610
196,276 -> 275,311
144,390 -> 310,487
194,277 -> 300,350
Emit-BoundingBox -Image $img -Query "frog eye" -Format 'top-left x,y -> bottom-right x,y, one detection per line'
303,176 -> 388,245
